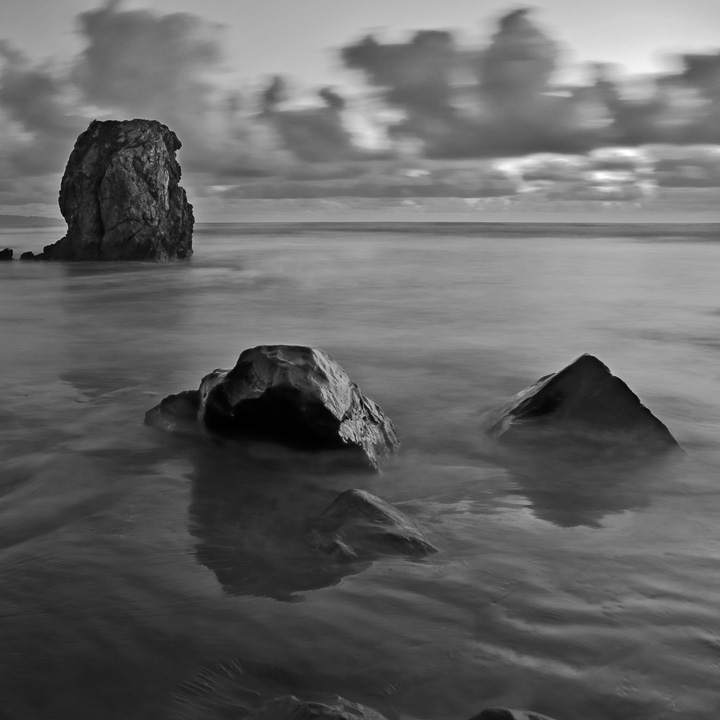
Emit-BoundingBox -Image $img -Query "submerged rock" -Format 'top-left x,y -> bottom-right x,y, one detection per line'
469,710 -> 559,720
247,696 -> 390,720
43,119 -> 193,261
308,488 -> 437,560
0,248 -> 12,261
146,345 -> 399,470
483,354 -> 679,450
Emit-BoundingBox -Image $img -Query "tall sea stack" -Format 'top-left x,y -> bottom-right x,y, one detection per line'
43,119 -> 193,261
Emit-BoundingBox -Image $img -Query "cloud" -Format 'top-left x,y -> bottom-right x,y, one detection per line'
73,1 -> 221,112
0,0 -> 719,216
342,30 -> 458,118
0,0 -> 361,201
69,2 -> 376,174
71,0 -> 256,172
340,8 -> 720,159
0,42 -> 86,175
477,8 -> 559,110
340,9 -> 590,158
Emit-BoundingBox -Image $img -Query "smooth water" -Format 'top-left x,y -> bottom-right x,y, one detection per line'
1,223 -> 720,720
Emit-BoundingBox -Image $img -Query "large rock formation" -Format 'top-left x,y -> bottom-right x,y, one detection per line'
308,489 -> 437,560
146,345 -> 400,470
42,119 -> 193,261
483,354 -> 679,450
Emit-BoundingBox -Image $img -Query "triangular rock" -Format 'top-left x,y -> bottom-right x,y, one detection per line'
483,354 -> 679,450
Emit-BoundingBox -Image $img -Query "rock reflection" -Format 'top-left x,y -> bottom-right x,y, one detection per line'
184,438 -> 371,601
494,442 -> 682,528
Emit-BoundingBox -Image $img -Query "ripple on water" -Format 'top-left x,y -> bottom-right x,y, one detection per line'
1,227 -> 720,719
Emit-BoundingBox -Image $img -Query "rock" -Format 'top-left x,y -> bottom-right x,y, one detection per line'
308,488 -> 437,560
19,251 -> 35,260
469,710 -> 559,720
147,345 -> 400,470
42,119 -> 193,261
246,696 -> 389,720
144,390 -> 200,434
482,354 -> 679,450
0,248 -> 12,261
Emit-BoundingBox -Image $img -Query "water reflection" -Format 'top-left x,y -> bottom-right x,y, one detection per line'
179,435 -> 372,601
493,442 -> 683,527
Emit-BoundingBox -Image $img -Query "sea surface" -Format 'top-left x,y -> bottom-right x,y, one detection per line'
1,222 -> 720,720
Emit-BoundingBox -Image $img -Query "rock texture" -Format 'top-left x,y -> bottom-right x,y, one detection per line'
308,489 -> 437,560
483,354 -> 679,449
144,390 -> 200,434
43,119 -> 193,261
146,345 -> 399,470
0,248 -> 12,261
246,696 -> 389,720
468,710 -> 559,720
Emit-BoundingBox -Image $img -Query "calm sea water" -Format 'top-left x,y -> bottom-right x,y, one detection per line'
1,223 -> 720,720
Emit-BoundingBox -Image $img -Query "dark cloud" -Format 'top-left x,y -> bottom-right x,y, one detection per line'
477,8 -> 558,109
259,75 -> 288,114
340,8 -> 720,159
269,109 -> 359,163
675,53 -> 720,143
343,30 -> 458,118
650,145 -> 720,187
318,87 -> 346,112
680,53 -> 720,99
255,76 -> 359,163
73,1 -> 221,112
0,42 -> 85,174
340,10 -> 590,158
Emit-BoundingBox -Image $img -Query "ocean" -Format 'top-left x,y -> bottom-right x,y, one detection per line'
1,222 -> 720,720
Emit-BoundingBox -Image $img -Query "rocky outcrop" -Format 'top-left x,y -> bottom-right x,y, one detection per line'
246,696 -> 390,720
0,248 -> 12,261
468,710 -> 559,720
483,354 -> 679,450
145,390 -> 200,434
146,345 -> 399,470
308,489 -> 437,560
42,119 -> 193,261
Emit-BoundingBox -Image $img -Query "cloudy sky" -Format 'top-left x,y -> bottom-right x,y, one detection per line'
4,0 -> 719,84
0,0 -> 718,220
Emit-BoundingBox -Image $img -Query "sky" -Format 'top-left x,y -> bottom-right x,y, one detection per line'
2,0 -> 719,88
0,0 -> 719,220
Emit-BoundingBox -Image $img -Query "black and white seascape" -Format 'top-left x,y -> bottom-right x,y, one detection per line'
1,1 -> 720,719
